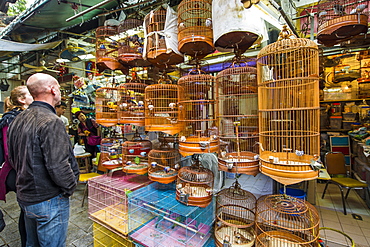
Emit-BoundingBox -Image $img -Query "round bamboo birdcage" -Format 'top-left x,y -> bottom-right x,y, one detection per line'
121,132 -> 152,175
257,26 -> 320,185
95,87 -> 119,127
216,65 -> 259,175
148,142 -> 181,184
117,19 -> 150,67
117,73 -> 147,126
176,158 -> 214,207
255,194 -> 320,247
144,77 -> 185,135
144,6 -> 183,68
177,0 -> 215,58
317,0 -> 369,47
96,26 -> 127,72
215,181 -> 256,247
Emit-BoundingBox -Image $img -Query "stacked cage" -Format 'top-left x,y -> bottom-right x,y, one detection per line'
128,182 -> 214,246
88,172 -> 152,237
99,138 -> 126,169
255,194 -> 320,247
117,18 -> 149,67
117,73 -> 147,126
178,71 -> 218,157
144,77 -> 185,135
257,26 -> 320,185
96,25 -> 126,72
317,0 -> 369,47
177,0 -> 215,58
144,6 -> 183,68
148,142 -> 182,184
176,157 -> 214,207
95,87 -> 119,127
216,65 -> 259,175
122,133 -> 152,175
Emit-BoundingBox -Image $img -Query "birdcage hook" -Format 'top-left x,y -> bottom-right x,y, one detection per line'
278,25 -> 297,40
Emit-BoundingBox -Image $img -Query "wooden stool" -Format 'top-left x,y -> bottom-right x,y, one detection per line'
75,152 -> 92,173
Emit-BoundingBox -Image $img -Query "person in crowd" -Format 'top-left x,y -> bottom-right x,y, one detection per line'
0,85 -> 33,246
7,73 -> 79,247
55,101 -> 69,131
75,110 -> 101,158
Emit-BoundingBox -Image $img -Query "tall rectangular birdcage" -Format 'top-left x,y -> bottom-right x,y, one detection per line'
88,172 -> 152,236
128,182 -> 214,246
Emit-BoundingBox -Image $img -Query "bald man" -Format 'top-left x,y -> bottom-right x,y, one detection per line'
7,73 -> 79,247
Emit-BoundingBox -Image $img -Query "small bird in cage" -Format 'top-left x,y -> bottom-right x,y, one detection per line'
178,22 -> 185,31
205,18 -> 212,28
169,102 -> 176,109
295,150 -> 304,156
148,104 -> 154,111
119,102 -> 128,109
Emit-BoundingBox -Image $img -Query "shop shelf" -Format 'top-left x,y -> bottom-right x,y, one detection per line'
128,182 -> 214,246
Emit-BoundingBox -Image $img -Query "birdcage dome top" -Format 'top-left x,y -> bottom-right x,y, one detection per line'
217,181 -> 256,204
217,66 -> 256,77
178,165 -> 214,183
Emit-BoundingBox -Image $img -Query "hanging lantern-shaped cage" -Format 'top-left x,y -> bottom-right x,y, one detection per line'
176,157 -> 214,208
144,77 -> 185,135
257,26 -> 320,185
216,65 -> 259,176
95,87 -> 119,127
122,132 -> 152,175
255,194 -> 320,247
117,72 -> 147,126
215,180 -> 256,247
117,18 -> 150,67
144,6 -> 183,68
177,0 -> 215,58
148,142 -> 182,184
96,25 -> 127,73
317,0 -> 369,47
177,70 -> 218,157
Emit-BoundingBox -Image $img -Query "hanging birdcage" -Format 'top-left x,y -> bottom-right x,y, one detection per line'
144,76 -> 185,135
95,87 -> 119,127
177,69 -> 218,157
117,18 -> 150,67
257,26 -> 320,185
122,132 -> 152,175
148,142 -> 181,184
255,194 -> 320,247
215,180 -> 256,247
176,157 -> 214,208
144,6 -> 183,68
216,65 -> 259,175
212,0 -> 264,54
177,0 -> 215,58
96,25 -> 127,73
117,73 -> 147,126
317,0 -> 369,47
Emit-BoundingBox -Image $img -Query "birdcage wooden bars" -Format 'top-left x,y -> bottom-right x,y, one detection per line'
95,87 -> 119,127
148,143 -> 181,184
216,65 -> 259,175
257,26 -> 320,185
144,6 -> 183,67
122,133 -> 152,175
176,159 -> 214,208
317,0 -> 369,47
177,0 -> 215,58
255,194 -> 320,247
144,80 -> 185,135
215,181 -> 256,247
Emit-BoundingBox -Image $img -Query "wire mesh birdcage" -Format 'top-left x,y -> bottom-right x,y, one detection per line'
177,0 -> 215,58
144,77 -> 185,135
216,65 -> 259,175
215,180 -> 256,247
257,26 -> 320,185
95,87 -> 119,127
255,194 -> 320,247
122,132 -> 152,175
176,157 -> 214,208
96,25 -> 127,72
148,142 -> 181,184
117,18 -> 150,67
144,6 -> 183,68
117,73 -> 147,126
317,0 -> 369,47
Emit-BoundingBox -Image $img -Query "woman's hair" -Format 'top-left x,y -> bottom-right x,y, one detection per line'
4,85 -> 29,112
